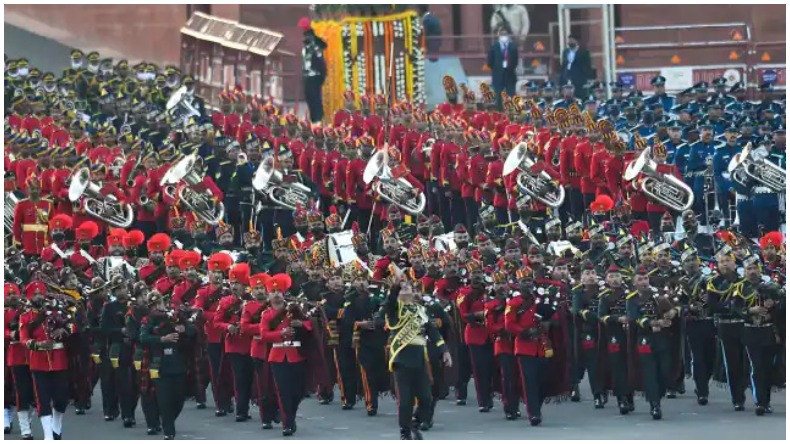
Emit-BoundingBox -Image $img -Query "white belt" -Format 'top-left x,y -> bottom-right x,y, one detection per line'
754,186 -> 772,194
409,337 -> 427,346
272,341 -> 301,348
252,335 -> 261,340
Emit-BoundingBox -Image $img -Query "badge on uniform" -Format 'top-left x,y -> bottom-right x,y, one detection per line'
164,347 -> 173,356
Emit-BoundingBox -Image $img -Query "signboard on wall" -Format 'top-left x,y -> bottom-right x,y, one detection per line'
661,67 -> 693,90
757,67 -> 785,87
616,66 -> 748,92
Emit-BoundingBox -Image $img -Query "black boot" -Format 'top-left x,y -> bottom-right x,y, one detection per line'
755,405 -> 766,416
666,390 -> 677,399
3,426 -> 9,434
529,415 -> 542,426
21,434 -> 34,440
147,426 -> 161,435
215,409 -> 227,417
400,428 -> 412,440
650,403 -> 662,420
570,384 -> 581,402
123,417 -> 135,428
262,422 -> 273,430
196,402 -> 206,410
410,425 -> 423,440
734,403 -> 745,411
594,396 -> 605,409
618,398 -> 630,415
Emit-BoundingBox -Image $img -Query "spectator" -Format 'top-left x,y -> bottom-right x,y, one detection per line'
422,10 -> 442,62
486,26 -> 519,110
490,5 -> 530,44
559,35 -> 594,99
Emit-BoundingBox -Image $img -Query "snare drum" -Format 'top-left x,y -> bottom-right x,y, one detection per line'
328,230 -> 358,266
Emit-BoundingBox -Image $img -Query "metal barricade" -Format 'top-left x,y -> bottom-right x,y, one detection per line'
610,22 -> 784,97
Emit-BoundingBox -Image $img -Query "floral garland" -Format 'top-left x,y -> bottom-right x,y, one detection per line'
312,20 -> 345,118
313,10 -> 425,120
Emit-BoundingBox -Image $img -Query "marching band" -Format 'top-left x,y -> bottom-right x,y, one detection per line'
3,48 -> 786,441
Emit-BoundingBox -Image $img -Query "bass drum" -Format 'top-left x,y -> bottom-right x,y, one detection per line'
328,230 -> 359,266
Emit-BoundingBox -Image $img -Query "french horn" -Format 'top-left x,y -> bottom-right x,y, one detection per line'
503,141 -> 565,208
363,149 -> 426,216
252,155 -> 314,211
159,154 -> 225,225
727,142 -> 785,193
624,148 -> 694,212
68,167 -> 134,228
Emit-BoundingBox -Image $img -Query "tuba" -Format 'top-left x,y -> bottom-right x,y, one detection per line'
624,148 -> 694,212
160,154 -> 225,225
363,149 -> 426,215
252,155 -> 314,211
727,142 -> 785,193
68,168 -> 134,228
166,86 -> 201,128
503,141 -> 565,208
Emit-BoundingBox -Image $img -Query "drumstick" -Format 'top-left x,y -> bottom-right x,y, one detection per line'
367,200 -> 377,236
341,206 -> 351,231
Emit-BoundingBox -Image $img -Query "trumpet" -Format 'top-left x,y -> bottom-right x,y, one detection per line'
126,156 -> 143,187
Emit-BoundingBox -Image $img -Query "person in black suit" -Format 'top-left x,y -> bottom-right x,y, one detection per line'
559,35 -> 594,99
299,17 -> 327,124
486,27 -> 519,110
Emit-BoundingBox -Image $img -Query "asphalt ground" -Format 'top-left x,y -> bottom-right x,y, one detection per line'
4,375 -> 785,440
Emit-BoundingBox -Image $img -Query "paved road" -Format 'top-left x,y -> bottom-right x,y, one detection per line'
5,376 -> 785,440
4,23 -> 74,75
